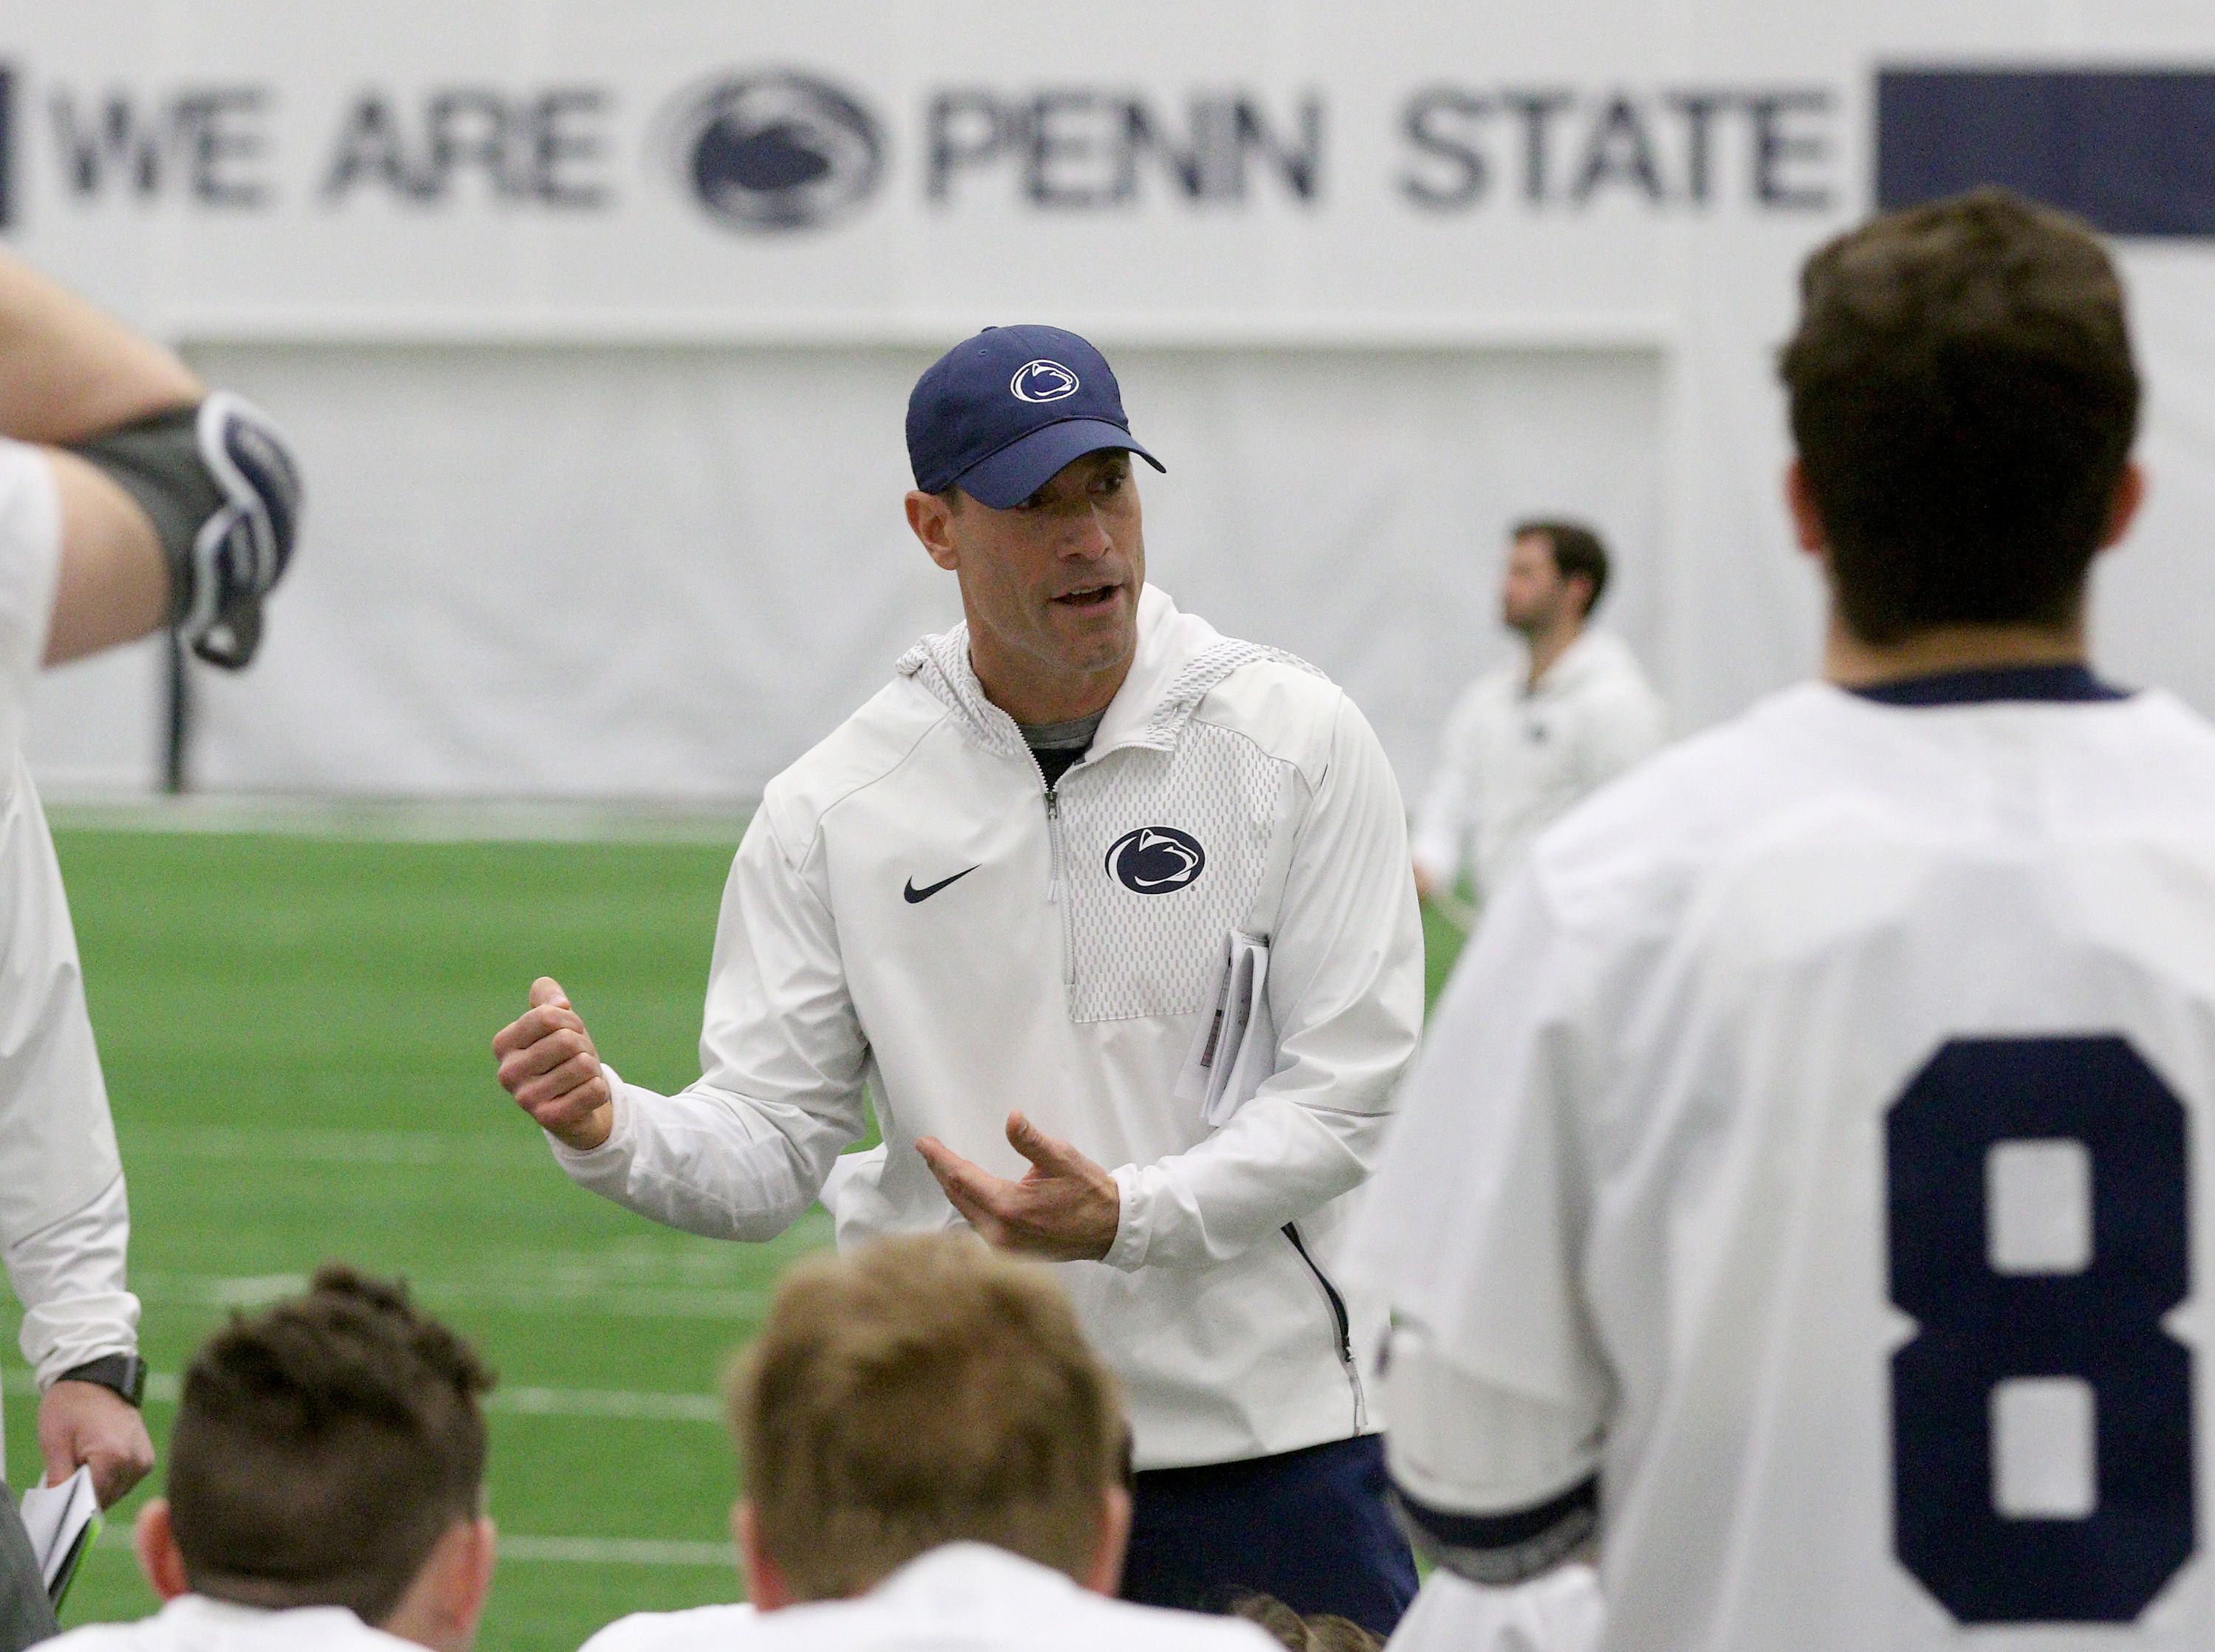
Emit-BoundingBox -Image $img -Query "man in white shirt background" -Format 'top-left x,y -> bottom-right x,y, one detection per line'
47,1267 -> 496,1652
1411,520 -> 1666,918
0,250 -> 298,1648
580,1234 -> 1279,1652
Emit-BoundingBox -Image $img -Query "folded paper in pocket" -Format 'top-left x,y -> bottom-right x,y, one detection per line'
1174,931 -> 1277,1128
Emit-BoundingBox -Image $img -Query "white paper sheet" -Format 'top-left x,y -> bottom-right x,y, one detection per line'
1175,932 -> 1277,1127
18,1466 -> 101,1603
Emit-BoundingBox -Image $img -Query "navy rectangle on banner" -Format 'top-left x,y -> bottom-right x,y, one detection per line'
1878,69 -> 2215,237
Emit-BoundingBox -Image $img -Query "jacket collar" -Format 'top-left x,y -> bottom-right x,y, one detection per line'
898,585 -> 1319,763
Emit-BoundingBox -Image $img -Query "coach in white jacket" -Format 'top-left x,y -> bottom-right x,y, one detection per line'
494,325 -> 1424,1632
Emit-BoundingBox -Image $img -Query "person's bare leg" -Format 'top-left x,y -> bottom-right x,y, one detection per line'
41,452 -> 168,665
0,252 -> 201,447
0,249 -> 211,661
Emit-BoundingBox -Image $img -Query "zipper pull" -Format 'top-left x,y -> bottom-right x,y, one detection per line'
1045,788 -> 1062,903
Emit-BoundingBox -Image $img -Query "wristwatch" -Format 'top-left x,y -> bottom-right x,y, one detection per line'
55,1354 -> 148,1408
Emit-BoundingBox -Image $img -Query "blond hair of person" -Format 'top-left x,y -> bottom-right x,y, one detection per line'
729,1233 -> 1128,1604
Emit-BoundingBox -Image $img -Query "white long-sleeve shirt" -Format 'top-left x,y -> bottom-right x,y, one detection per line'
0,441 -> 140,1420
580,1544 -> 1277,1652
1412,629 -> 1666,902
551,585 -> 1424,1468
47,1596 -> 419,1652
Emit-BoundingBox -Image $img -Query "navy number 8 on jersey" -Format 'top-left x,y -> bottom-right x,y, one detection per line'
1886,1034 -> 2196,1623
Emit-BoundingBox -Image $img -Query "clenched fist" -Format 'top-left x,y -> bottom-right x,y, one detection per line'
40,1380 -> 154,1508
493,977 -> 614,1151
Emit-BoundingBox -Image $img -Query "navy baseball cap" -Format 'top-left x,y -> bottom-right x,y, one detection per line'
907,324 -> 1164,509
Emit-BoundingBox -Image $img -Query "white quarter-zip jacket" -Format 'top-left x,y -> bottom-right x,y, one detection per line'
1412,629 -> 1666,901
554,585 -> 1424,1468
0,441 -> 140,1449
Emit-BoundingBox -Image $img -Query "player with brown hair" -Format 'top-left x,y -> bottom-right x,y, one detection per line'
1358,187 -> 2211,1651
44,1267 -> 496,1652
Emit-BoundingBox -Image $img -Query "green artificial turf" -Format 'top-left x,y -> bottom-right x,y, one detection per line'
7,827 -> 1472,1652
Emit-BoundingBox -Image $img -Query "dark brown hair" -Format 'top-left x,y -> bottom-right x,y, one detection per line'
1232,1595 -> 1385,1652
1779,187 -> 2139,644
1512,520 -> 1610,618
731,1233 -> 1124,1601
166,1265 -> 495,1623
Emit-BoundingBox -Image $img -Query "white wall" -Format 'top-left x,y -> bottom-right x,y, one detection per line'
23,641 -> 164,795
15,0 -> 2213,804
102,343 -> 1666,801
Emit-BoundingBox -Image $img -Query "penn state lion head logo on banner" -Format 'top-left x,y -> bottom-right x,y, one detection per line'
667,72 -> 884,233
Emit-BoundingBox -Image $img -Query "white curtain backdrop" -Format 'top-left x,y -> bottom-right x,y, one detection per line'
157,343 -> 1666,800
11,0 -> 2214,804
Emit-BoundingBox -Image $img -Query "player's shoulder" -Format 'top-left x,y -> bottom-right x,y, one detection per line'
1519,684 -> 1853,924
1530,680 -> 2215,923
858,1545 -> 1281,1652
1548,684 -> 1817,835
1191,644 -> 1358,785
2067,687 -> 2215,795
755,675 -> 954,856
1568,630 -> 1664,707
1565,627 -> 1652,685
1044,1590 -> 1285,1652
44,1601 -> 419,1652
576,1603 -> 757,1652
41,1623 -> 160,1652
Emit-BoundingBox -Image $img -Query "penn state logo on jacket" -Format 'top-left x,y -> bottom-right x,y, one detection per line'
1061,734 -> 1277,1022
1107,827 -> 1206,894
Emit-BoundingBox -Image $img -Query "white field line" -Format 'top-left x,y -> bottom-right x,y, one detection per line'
491,1385 -> 723,1423
23,1371 -> 723,1426
131,1129 -> 537,1167
93,1527 -> 735,1569
127,1272 -> 772,1322
495,1537 -> 734,1567
47,795 -> 750,847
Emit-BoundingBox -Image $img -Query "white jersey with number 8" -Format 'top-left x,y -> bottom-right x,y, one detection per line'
1353,672 -> 2215,1652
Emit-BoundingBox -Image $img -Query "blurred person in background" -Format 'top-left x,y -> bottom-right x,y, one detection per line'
497,325 -> 1424,1631
1411,520 -> 1664,921
0,249 -> 298,1648
47,1266 -> 496,1652
580,1234 -> 1280,1652
1357,190 -> 2198,1652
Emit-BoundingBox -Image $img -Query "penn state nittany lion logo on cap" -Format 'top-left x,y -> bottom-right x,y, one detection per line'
668,72 -> 884,233
1010,360 -> 1082,404
1107,827 -> 1206,894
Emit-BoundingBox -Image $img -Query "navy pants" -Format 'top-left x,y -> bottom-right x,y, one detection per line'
1121,1435 -> 1418,1637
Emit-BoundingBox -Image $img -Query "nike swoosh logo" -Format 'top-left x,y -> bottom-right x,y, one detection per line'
904,867 -> 981,904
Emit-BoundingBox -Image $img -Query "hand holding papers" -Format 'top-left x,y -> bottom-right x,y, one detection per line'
18,1465 -> 101,1607
1175,932 -> 1277,1128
